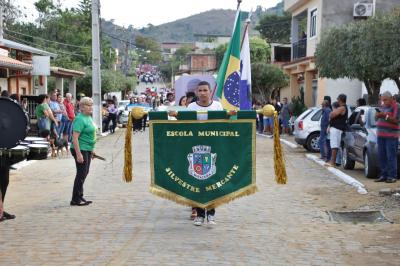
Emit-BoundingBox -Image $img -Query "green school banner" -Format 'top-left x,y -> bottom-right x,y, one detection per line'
149,119 -> 257,209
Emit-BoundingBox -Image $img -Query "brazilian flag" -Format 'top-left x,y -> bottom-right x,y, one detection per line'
215,10 -> 242,110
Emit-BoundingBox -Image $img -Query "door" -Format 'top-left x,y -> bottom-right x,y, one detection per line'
353,109 -> 367,160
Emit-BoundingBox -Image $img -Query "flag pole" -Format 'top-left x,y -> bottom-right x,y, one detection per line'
237,0 -> 242,10
241,18 -> 250,50
212,0 -> 243,99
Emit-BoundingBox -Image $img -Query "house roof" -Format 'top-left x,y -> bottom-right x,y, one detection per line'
50,67 -> 85,78
0,55 -> 33,71
0,38 -> 57,58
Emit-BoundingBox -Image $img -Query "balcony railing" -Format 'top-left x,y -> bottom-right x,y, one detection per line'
292,39 -> 307,60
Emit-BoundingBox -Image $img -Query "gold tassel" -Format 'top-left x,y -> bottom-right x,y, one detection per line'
123,112 -> 133,182
149,184 -> 258,209
273,111 -> 288,184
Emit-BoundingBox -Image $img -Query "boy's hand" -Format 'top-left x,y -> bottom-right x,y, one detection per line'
168,110 -> 177,117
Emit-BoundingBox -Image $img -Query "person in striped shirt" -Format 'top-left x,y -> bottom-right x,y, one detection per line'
375,91 -> 400,183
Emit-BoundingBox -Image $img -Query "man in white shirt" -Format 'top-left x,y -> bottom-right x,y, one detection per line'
187,81 -> 220,226
170,81 -> 235,226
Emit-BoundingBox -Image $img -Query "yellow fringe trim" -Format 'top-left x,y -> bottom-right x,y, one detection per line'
149,184 -> 258,209
273,112 -> 288,184
123,112 -> 133,182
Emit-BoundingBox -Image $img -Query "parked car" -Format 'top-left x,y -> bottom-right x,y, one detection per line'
118,100 -> 130,112
294,105 -> 354,152
294,107 -> 322,152
118,104 -> 153,126
341,106 -> 400,178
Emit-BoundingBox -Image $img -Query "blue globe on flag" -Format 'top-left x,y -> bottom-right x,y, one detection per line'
223,71 -> 240,108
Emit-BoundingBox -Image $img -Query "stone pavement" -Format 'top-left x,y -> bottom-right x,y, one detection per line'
0,130 -> 399,265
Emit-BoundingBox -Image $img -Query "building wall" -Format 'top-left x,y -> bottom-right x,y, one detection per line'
290,0 -> 323,57
190,55 -> 216,72
322,0 -> 400,31
0,78 -> 7,92
323,78 -> 362,106
279,86 -> 292,101
8,77 -> 31,95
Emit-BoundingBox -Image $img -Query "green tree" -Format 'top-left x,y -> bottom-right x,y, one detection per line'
77,69 -> 136,96
249,37 -> 271,63
135,36 -> 162,64
214,37 -> 271,69
215,43 -> 228,69
251,63 -> 288,102
0,0 -> 23,26
256,12 -> 291,43
315,11 -> 400,104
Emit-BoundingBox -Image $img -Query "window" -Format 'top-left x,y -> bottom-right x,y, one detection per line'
310,9 -> 317,38
311,109 -> 322,121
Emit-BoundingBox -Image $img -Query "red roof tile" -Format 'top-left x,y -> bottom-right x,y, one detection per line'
0,55 -> 33,71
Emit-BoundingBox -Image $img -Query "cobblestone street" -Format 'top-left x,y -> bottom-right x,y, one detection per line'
0,130 -> 399,265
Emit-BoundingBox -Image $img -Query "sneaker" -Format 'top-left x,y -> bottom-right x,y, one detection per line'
207,214 -> 216,225
385,178 -> 397,183
375,176 -> 387,182
193,216 -> 204,226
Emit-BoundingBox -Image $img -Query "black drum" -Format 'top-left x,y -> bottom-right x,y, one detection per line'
27,144 -> 48,160
0,97 -> 29,148
9,145 -> 30,165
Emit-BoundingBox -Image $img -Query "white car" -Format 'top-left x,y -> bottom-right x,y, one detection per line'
118,104 -> 153,126
294,107 -> 322,152
118,100 -> 130,112
294,106 -> 354,152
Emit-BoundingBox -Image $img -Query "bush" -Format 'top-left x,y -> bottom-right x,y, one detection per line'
290,87 -> 307,117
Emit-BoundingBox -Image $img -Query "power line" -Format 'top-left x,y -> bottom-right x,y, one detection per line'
102,32 -> 164,53
4,29 -> 90,49
5,34 -> 87,58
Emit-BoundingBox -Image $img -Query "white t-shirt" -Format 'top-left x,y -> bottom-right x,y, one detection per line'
187,101 -> 223,120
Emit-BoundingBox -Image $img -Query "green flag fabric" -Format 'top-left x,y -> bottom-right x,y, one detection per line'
215,10 -> 242,111
149,118 -> 257,209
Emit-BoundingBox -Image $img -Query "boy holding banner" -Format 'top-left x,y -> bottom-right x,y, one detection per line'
169,81 -> 236,226
187,81 -> 223,226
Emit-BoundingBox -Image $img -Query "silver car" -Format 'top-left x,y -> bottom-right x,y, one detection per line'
294,107 -> 322,152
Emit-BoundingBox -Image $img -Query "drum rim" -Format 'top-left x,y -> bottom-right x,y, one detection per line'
11,145 -> 30,150
28,144 -> 49,148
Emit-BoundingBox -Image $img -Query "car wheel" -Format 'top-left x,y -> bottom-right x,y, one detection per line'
364,151 -> 378,178
342,146 -> 355,170
306,133 -> 320,153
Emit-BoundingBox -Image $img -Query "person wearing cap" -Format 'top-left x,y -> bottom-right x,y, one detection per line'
375,91 -> 400,183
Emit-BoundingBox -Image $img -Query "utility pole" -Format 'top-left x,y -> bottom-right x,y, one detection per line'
0,3 -> 4,41
92,0 -> 102,132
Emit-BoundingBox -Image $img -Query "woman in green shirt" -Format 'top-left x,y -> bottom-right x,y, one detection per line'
70,97 -> 97,206
35,94 -> 58,135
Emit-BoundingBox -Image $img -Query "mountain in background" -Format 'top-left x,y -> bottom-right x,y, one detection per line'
101,1 -> 284,49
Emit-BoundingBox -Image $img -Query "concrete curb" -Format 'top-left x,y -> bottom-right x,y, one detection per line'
256,133 -> 298,149
305,154 -> 368,195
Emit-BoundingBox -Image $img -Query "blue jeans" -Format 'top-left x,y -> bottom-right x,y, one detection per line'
326,139 -> 332,161
377,137 -> 398,179
319,130 -> 328,159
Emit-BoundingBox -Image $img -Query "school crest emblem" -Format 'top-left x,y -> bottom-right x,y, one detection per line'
187,145 -> 217,180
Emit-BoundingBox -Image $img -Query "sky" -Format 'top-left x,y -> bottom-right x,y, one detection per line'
15,0 -> 282,28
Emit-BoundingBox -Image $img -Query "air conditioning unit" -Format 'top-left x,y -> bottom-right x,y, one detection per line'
353,3 -> 374,17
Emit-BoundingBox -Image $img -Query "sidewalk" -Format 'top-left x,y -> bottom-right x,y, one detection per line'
0,130 -> 399,265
